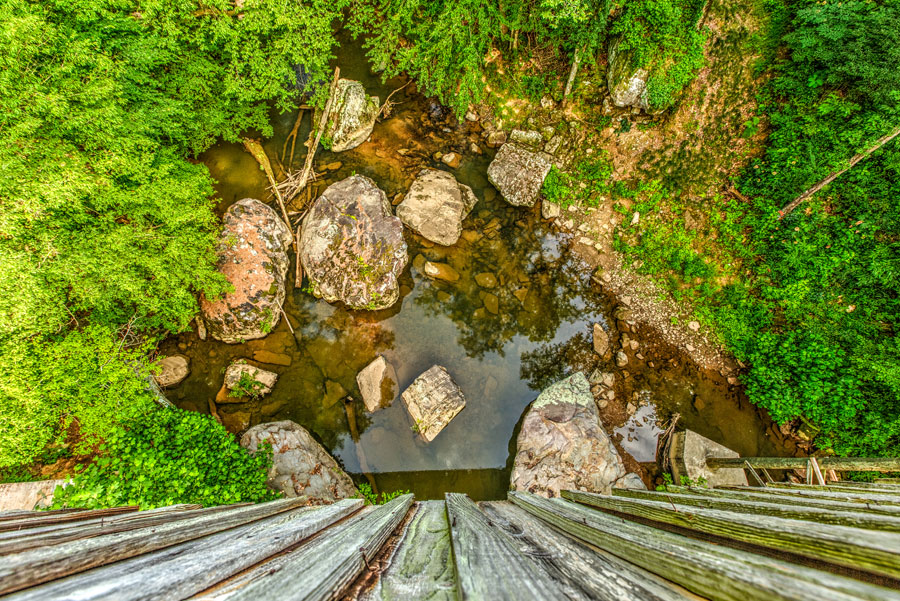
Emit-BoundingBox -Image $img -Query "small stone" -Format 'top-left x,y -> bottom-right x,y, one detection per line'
252,350 -> 292,366
598,399 -> 609,409
485,130 -> 507,147
483,293 -> 499,314
727,376 -> 739,386
693,396 -> 707,411
465,111 -> 478,122
474,272 -> 498,288
196,318 -> 207,341
688,320 -> 701,331
631,211 -> 640,226
441,152 -> 461,168
509,129 -> 544,147
513,288 -> 529,303
540,96 -> 555,109
357,356 -> 399,412
542,201 -> 560,220
567,205 -> 578,213
392,193 -> 404,206
323,380 -> 347,408
154,355 -> 190,388
629,340 -> 639,351
615,351 -> 629,367
423,261 -> 460,282
686,344 -> 696,352
401,366 -> 466,442
626,402 -> 636,416
470,142 -> 482,155
437,290 -> 452,302
323,161 -> 343,171
592,323 -> 609,356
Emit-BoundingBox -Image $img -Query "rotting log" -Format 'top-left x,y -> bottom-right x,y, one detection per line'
217,494 -> 412,601
707,456 -> 900,472
510,491 -> 900,601
445,493 -> 569,601
662,485 -> 900,517
0,497 -> 319,595
364,501 -> 457,601
7,500 -> 362,601
481,501 -> 693,601
612,488 -> 900,532
563,490 -> 900,582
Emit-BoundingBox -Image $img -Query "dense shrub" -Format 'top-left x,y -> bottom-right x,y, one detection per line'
51,408 -> 278,510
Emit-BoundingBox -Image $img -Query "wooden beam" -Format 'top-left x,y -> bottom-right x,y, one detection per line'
481,501 -> 694,601
364,501 -> 457,601
564,490 -> 900,582
0,497 -> 316,595
707,457 -> 900,472
721,485 -> 900,506
612,488 -> 900,532
8,499 -> 362,601
0,506 -> 137,532
768,482 -> 900,496
445,493 -> 569,600
840,481 -> 900,492
208,494 -> 412,601
510,491 -> 900,601
662,485 -> 900,517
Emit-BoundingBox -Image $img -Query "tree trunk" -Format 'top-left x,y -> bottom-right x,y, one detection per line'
779,124 -> 900,218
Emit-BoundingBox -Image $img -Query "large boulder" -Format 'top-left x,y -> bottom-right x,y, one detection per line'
357,355 -> 399,412
200,199 -> 293,343
396,168 -> 478,246
324,79 -> 380,152
153,355 -> 190,388
401,365 -> 466,442
299,175 -> 408,310
607,38 -> 651,111
487,143 -> 552,207
511,372 -> 628,497
241,421 -> 357,504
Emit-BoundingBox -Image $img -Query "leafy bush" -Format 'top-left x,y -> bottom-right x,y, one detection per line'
541,154 -> 614,208
51,408 -> 278,510
356,483 -> 410,505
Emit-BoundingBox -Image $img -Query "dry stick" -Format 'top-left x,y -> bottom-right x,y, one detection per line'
376,80 -> 412,119
562,45 -> 584,107
779,124 -> 900,218
282,108 -> 306,169
293,67 -> 341,213
241,138 -> 294,254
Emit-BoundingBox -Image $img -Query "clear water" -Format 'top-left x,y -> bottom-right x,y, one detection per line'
161,39 -> 784,500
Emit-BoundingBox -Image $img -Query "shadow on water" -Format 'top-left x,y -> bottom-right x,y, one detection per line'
160,35 -> 785,501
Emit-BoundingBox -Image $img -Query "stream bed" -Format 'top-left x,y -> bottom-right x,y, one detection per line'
160,44 -> 785,500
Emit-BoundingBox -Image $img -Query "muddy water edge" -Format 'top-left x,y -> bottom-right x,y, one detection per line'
158,43 -> 789,501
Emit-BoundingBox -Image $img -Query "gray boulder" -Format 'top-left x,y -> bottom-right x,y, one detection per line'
299,175 -> 408,310
200,199 -> 293,344
324,79 -> 380,152
357,355 -> 399,412
607,37 -> 651,111
487,143 -> 553,207
396,168 -> 478,246
401,365 -> 466,442
153,355 -> 190,388
511,372 -> 626,497
241,421 -> 357,504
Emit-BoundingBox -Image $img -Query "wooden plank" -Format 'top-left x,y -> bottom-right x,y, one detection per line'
445,493 -> 569,601
510,491 -> 900,601
206,493 -> 413,601
6,499 -> 362,601
840,480 -> 900,491
707,457 -> 900,471
722,485 -> 900,506
0,497 -> 315,595
563,490 -> 900,582
0,506 -> 138,531
663,485 -> 900,516
362,500 -> 457,601
481,501 -> 695,601
0,508 -> 86,523
767,482 -> 900,497
0,504 -> 234,555
612,488 -> 900,532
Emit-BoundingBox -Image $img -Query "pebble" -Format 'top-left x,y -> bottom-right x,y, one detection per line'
688,320 -> 701,331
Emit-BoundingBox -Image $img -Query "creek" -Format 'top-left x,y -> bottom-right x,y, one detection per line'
160,40 -> 785,500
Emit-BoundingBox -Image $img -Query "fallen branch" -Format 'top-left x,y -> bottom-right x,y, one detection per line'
241,138 -> 295,254
292,67 -> 341,213
377,80 -> 412,119
779,124 -> 900,218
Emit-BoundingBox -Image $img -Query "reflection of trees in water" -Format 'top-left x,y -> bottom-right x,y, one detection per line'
413,218 -> 603,360
519,332 -> 597,391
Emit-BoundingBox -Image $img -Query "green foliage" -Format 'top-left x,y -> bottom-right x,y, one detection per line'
610,0 -> 707,109
229,371 -> 267,399
0,0 -> 344,469
51,408 -> 278,510
356,483 -> 410,505
541,154 -> 614,208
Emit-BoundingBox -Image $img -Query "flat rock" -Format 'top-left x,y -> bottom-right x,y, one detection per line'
200,199 -> 293,343
241,421 -> 357,503
542,200 -> 561,220
396,168 -> 478,246
509,129 -> 544,148
474,272 -> 498,288
401,365 -> 466,442
224,361 -> 278,398
592,323 -> 609,356
511,372 -> 626,497
324,79 -> 380,152
252,350 -> 292,366
153,355 -> 190,388
300,175 -> 408,310
487,143 -> 552,207
423,261 -> 460,282
357,355 -> 399,412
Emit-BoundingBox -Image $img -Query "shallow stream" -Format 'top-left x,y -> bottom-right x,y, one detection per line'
161,42 -> 785,500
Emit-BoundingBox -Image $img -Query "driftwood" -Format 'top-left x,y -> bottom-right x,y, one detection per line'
779,125 -> 900,218
241,138 -> 295,256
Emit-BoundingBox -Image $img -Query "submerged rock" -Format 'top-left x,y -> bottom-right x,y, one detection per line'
510,372 -> 627,497
324,79 -> 380,152
592,323 -> 610,357
200,199 -> 293,344
153,355 -> 190,388
487,143 -> 553,207
423,260 -> 460,282
241,421 -> 357,503
396,168 -> 478,246
401,365 -> 466,442
299,175 -> 408,310
223,361 -> 278,398
357,355 -> 399,412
